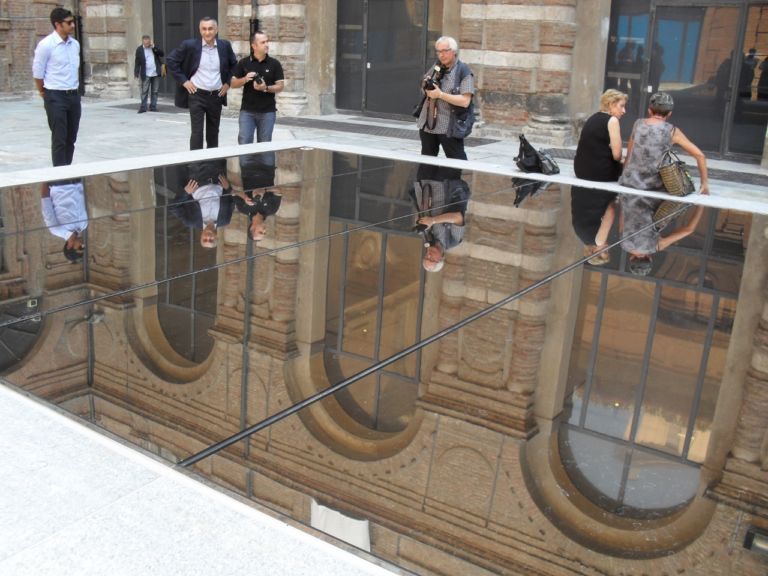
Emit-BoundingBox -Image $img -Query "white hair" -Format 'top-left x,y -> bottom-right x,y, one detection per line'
435,36 -> 458,53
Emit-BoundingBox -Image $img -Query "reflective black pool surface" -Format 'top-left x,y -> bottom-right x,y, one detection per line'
2,148 -> 767,574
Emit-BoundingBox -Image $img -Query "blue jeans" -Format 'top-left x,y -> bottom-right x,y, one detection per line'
238,110 -> 276,144
140,75 -> 160,111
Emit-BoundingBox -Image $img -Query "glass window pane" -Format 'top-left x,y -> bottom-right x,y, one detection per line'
560,427 -> 627,506
635,286 -> 709,456
585,276 -> 654,439
565,271 -> 602,425
341,229 -> 381,359
688,297 -> 735,462
380,234 -> 422,378
729,4 -> 768,155
654,6 -> 740,153
623,450 -> 698,516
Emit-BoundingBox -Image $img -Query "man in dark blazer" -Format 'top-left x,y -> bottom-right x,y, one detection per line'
134,35 -> 164,113
169,160 -> 234,249
165,16 -> 237,150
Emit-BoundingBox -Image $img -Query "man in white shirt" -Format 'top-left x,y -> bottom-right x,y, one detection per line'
134,35 -> 164,113
165,17 -> 237,150
40,179 -> 87,263
32,8 -> 81,166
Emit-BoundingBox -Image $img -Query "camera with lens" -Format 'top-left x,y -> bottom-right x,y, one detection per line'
422,65 -> 443,91
252,73 -> 265,85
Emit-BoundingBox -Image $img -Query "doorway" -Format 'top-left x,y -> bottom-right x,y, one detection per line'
152,0 -> 219,95
605,1 -> 768,159
336,0 -> 443,118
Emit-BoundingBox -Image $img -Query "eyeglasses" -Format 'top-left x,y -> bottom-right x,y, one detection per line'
435,49 -> 452,54
62,19 -> 75,25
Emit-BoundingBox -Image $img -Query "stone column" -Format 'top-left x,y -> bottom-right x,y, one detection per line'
82,0 -> 130,98
459,1 -> 579,144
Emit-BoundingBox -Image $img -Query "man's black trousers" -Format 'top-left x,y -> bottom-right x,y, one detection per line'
419,130 -> 467,160
44,89 -> 81,166
189,91 -> 223,150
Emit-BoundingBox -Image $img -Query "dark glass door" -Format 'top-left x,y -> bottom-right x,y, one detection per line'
336,0 -> 438,117
606,1 -> 768,159
727,3 -> 768,156
152,0 -> 218,95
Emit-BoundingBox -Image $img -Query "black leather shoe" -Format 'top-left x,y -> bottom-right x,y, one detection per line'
138,109 -> 147,113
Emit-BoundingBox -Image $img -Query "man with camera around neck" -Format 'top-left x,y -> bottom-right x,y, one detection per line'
416,36 -> 475,160
230,31 -> 285,149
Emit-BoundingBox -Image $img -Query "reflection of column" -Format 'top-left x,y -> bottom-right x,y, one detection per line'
419,180 -> 561,436
708,216 -> 768,514
89,173 -> 132,294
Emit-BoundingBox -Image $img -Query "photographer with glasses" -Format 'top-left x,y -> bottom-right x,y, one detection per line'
416,36 -> 475,160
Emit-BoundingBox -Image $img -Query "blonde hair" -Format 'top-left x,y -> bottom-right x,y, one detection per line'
599,89 -> 628,112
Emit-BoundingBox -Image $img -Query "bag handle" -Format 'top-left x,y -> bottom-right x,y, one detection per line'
657,148 -> 684,170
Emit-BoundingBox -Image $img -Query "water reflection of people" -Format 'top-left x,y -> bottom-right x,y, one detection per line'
618,92 -> 709,275
40,178 -> 87,262
170,159 -> 234,249
648,42 -> 665,94
235,154 -> 282,241
571,89 -> 627,265
411,164 -> 471,272
758,58 -> 768,101
739,50 -> 757,99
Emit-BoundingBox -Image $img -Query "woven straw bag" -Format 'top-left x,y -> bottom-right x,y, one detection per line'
658,149 -> 695,196
652,199 -> 689,232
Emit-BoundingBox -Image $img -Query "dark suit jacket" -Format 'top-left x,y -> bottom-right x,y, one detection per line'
170,190 -> 234,229
165,37 -> 237,108
134,45 -> 164,80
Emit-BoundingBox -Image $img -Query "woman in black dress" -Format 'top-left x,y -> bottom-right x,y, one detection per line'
571,88 -> 627,264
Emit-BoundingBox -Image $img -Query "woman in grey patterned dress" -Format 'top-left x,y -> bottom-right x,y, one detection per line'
617,92 -> 710,275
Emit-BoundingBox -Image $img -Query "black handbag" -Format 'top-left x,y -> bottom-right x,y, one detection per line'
514,134 -> 560,175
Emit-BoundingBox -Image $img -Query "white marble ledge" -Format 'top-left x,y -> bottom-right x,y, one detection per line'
0,382 -> 407,576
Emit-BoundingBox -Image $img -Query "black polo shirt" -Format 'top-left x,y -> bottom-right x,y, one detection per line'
233,54 -> 284,113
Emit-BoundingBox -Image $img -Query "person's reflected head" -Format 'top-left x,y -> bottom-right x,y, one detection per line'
599,89 -> 628,117
142,35 -> 151,48
249,213 -> 266,241
749,48 -> 757,56
628,253 -> 653,276
63,231 -> 84,263
423,243 -> 445,272
649,91 -> 674,116
200,226 -> 218,249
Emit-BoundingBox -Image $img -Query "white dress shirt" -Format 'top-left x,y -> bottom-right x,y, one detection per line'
41,182 -> 88,240
192,184 -> 222,226
190,40 -> 222,90
144,47 -> 158,77
32,31 -> 80,90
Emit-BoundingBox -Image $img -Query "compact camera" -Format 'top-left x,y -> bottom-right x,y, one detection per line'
252,73 -> 265,85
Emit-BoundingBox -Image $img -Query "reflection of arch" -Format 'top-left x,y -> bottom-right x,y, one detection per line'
286,151 -> 424,459
118,167 -> 217,382
528,204 -> 751,557
522,428 -> 716,558
0,297 -> 43,374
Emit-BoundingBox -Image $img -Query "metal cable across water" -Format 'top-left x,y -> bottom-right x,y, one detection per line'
177,203 -> 690,467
